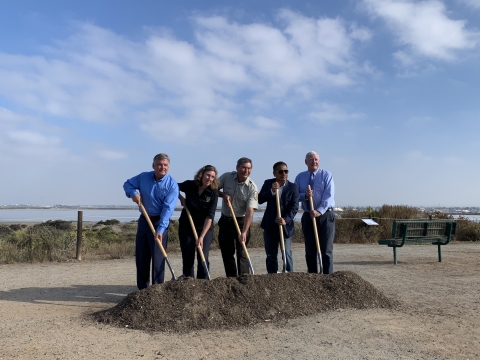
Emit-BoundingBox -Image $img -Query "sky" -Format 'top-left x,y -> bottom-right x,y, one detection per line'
1,0 -> 479,207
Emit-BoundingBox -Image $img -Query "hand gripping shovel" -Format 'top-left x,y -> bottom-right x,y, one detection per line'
226,200 -> 255,275
184,206 -> 211,280
139,202 -> 177,281
307,185 -> 323,274
275,189 -> 287,273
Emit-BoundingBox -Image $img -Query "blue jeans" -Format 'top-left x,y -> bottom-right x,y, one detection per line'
263,230 -> 293,273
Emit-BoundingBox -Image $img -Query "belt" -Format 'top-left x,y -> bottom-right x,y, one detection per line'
141,214 -> 160,221
221,214 -> 244,222
304,207 -> 333,214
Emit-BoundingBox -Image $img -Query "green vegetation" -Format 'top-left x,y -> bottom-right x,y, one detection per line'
0,205 -> 478,264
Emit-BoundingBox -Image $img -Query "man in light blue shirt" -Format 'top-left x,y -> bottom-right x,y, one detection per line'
294,151 -> 335,274
123,153 -> 179,289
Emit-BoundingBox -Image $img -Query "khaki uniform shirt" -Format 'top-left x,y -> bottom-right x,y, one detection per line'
218,171 -> 258,217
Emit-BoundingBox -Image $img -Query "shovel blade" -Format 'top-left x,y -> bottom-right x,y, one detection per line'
317,252 -> 323,274
281,250 -> 287,273
248,259 -> 255,275
201,261 -> 211,280
165,258 -> 177,281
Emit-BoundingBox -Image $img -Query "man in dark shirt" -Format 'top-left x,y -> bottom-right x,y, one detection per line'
258,161 -> 299,273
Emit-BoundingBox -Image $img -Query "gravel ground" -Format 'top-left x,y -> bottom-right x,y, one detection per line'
1,242 -> 479,359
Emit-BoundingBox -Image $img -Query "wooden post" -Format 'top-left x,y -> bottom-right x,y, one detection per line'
76,211 -> 83,260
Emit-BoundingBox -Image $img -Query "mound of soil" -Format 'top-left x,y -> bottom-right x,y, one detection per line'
93,271 -> 397,333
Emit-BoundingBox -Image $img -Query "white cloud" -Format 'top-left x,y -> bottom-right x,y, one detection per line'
96,150 -> 127,160
458,0 -> 480,9
0,12 -> 371,145
0,9 -> 371,145
7,130 -> 61,147
363,0 -> 479,61
308,103 -> 363,124
349,24 -> 373,42
253,116 -> 283,130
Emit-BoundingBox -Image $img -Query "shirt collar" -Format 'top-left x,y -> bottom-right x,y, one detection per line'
152,171 -> 168,182
234,172 -> 251,185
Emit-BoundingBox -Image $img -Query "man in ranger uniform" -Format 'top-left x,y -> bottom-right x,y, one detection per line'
217,157 -> 258,277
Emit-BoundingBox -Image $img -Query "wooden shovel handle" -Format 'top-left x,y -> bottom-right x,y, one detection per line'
184,206 -> 207,263
139,202 -> 168,258
226,200 -> 251,259
307,185 -> 321,254
275,189 -> 286,251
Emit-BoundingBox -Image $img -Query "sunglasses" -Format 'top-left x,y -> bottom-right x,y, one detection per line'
276,170 -> 289,174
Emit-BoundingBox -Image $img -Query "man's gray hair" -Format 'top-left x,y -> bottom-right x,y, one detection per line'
305,151 -> 318,159
153,153 -> 170,163
236,157 -> 252,168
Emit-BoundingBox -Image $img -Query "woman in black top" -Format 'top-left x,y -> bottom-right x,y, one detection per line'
178,165 -> 219,279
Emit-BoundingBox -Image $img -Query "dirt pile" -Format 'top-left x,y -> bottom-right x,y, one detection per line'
93,271 -> 397,333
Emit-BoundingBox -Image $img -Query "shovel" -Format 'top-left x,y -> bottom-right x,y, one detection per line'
226,200 -> 255,275
307,185 -> 323,274
139,202 -> 178,281
184,206 -> 211,280
275,189 -> 287,273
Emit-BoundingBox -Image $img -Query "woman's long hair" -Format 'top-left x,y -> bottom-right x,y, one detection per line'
194,165 -> 219,190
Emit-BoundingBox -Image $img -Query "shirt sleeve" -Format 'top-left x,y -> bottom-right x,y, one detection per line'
157,180 -> 179,234
206,191 -> 219,220
283,184 -> 299,224
258,180 -> 273,205
316,173 -> 334,214
294,173 -> 306,203
217,173 -> 225,190
177,180 -> 187,193
246,183 -> 259,210
123,174 -> 141,198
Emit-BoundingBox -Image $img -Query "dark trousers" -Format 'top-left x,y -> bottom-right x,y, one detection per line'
301,211 -> 335,274
135,215 -> 169,289
179,226 -> 213,279
218,215 -> 251,277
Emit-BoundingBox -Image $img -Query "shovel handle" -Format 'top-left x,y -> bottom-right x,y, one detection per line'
184,206 -> 207,263
275,189 -> 286,252
226,200 -> 252,260
307,185 -> 321,255
139,202 -> 168,258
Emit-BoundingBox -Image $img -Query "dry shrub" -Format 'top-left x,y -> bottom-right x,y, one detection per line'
96,241 -> 135,259
0,225 -> 13,236
34,220 -> 73,231
456,218 -> 480,242
0,226 -> 76,263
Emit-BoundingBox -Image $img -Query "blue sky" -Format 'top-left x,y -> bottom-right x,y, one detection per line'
1,0 -> 479,207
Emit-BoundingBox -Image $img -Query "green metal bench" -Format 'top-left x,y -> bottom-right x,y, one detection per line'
378,220 -> 456,264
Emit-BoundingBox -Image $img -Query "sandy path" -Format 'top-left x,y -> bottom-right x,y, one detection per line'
1,243 -> 479,359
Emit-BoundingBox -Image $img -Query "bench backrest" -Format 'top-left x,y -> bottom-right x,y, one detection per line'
392,220 -> 456,243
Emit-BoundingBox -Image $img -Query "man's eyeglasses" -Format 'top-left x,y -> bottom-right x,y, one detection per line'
276,170 -> 289,174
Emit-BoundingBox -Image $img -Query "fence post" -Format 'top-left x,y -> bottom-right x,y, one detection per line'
76,211 -> 83,260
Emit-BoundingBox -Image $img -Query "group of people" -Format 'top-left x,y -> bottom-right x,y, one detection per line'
123,152 -> 335,290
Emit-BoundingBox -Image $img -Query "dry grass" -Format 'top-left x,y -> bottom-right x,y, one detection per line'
1,206 -> 478,264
